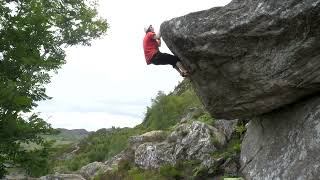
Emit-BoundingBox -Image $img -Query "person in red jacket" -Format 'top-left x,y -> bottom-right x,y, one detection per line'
143,25 -> 190,77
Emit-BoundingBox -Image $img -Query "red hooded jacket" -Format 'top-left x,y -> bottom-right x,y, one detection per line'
143,32 -> 160,64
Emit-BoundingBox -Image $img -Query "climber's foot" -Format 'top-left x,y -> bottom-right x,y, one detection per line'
181,71 -> 190,77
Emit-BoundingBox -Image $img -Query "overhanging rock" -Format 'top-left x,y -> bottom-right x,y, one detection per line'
161,0 -> 320,119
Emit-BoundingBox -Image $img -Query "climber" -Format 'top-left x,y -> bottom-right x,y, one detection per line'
143,25 -> 190,77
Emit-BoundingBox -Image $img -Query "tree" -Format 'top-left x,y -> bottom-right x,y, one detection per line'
0,0 -> 108,177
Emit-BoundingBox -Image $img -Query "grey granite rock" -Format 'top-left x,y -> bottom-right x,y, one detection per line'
135,121 -> 227,169
78,162 -> 107,180
129,130 -> 167,150
214,119 -> 239,140
161,0 -> 320,119
240,95 -> 320,180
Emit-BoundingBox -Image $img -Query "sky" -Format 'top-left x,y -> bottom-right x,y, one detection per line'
35,0 -> 231,131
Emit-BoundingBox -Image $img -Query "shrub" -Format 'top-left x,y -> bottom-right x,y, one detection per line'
160,164 -> 183,179
143,80 -> 202,130
197,112 -> 215,125
235,123 -> 246,136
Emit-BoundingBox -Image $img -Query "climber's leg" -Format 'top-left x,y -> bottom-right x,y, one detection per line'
152,52 -> 190,77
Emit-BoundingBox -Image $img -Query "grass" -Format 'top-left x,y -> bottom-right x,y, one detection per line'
212,138 -> 241,159
196,112 -> 215,126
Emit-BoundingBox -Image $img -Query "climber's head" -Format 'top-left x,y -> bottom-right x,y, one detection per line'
144,25 -> 154,33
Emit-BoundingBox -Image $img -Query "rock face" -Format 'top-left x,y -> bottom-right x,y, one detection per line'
135,142 -> 176,169
39,173 -> 85,180
103,148 -> 134,170
215,119 -> 239,140
240,95 -> 320,179
161,0 -> 320,119
129,130 -> 167,150
135,121 -> 228,169
78,162 -> 107,180
161,0 -> 320,179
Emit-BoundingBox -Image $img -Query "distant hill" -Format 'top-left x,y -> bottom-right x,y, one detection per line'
43,128 -> 91,147
56,128 -> 91,141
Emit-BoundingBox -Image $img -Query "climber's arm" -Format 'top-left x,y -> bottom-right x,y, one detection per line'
154,32 -> 161,39
152,31 -> 161,47
156,38 -> 161,47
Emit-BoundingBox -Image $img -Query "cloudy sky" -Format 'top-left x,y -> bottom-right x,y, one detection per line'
35,0 -> 231,131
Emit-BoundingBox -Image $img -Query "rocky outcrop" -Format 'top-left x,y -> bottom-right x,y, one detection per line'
240,95 -> 320,179
135,142 -> 176,169
39,109 -> 239,179
129,130 -> 167,150
215,119 -> 239,140
39,173 -> 85,180
135,121 -> 229,169
103,148 -> 134,170
133,109 -> 239,174
161,0 -> 320,119
78,162 -> 107,180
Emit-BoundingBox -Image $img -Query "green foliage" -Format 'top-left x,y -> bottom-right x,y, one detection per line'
18,141 -> 54,177
44,129 -> 90,143
192,165 -> 209,177
212,138 -> 241,160
66,156 -> 90,172
197,112 -> 215,125
0,113 -> 55,177
0,0 -> 107,177
96,158 -> 217,180
94,160 -> 165,180
159,164 -> 183,179
98,162 -> 181,180
143,80 -> 202,130
235,123 -> 247,136
125,167 -> 165,180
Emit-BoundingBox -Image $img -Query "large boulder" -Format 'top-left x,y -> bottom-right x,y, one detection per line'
103,149 -> 134,170
78,162 -> 107,180
161,0 -> 320,119
240,95 -> 320,179
135,142 -> 176,169
170,121 -> 226,163
135,121 -> 227,169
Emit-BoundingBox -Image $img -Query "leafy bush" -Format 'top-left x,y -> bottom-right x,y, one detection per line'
193,165 -> 210,177
197,112 -> 215,125
160,164 -> 183,179
127,168 -> 165,180
143,80 -> 202,130
235,123 -> 246,136
212,138 -> 241,160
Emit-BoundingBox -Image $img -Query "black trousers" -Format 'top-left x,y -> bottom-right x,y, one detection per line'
151,52 -> 179,68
